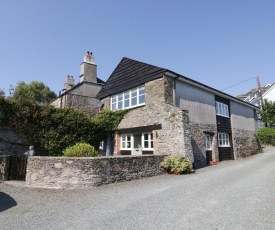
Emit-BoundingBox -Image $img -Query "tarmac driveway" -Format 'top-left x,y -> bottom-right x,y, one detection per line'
1,146 -> 275,230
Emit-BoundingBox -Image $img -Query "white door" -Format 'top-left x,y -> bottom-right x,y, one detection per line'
132,134 -> 142,155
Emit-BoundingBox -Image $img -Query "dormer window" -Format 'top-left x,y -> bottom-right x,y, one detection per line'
111,85 -> 145,110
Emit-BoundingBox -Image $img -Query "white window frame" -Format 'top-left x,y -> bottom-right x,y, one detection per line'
218,133 -> 230,147
205,134 -> 212,150
215,101 -> 229,117
111,85 -> 145,111
99,141 -> 104,150
142,132 -> 153,150
121,134 -> 132,150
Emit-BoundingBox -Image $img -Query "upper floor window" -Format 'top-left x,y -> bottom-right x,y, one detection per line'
218,133 -> 230,147
111,85 -> 145,110
215,101 -> 229,117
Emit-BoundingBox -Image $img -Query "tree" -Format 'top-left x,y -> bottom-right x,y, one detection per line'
12,81 -> 57,105
258,99 -> 275,127
0,89 -> 5,97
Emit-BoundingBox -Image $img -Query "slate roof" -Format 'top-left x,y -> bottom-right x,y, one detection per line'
97,57 -> 258,109
58,78 -> 105,98
96,57 -> 167,99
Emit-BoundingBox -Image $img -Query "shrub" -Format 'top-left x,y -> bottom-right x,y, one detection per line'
257,127 -> 275,146
63,143 -> 98,157
0,100 -> 127,156
160,155 -> 194,174
254,134 -> 263,153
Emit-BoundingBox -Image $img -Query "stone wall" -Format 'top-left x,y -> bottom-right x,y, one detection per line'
0,156 -> 10,181
117,77 -> 193,161
62,94 -> 100,114
51,83 -> 103,114
232,128 -> 258,159
0,126 -> 28,156
26,155 -> 166,189
101,96 -> 111,110
190,123 -> 218,168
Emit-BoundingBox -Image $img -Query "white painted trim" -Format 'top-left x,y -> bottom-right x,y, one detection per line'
121,134 -> 132,150
142,133 -> 153,150
262,84 -> 275,98
215,101 -> 230,117
218,133 -> 230,147
205,134 -> 212,151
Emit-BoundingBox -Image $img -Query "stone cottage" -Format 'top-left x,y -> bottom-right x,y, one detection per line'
51,52 -> 105,113
97,57 -> 258,168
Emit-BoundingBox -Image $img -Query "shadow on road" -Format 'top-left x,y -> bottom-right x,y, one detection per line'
0,192 -> 17,212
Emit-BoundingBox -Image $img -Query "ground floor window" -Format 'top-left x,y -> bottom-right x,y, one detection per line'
218,133 -> 230,147
99,141 -> 104,150
142,133 -> 153,150
205,134 -> 212,150
121,132 -> 153,151
121,134 -> 131,150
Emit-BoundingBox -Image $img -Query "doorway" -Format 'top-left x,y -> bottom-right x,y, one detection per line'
132,134 -> 142,155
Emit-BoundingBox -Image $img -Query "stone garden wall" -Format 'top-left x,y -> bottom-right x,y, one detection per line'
232,128 -> 258,159
26,155 -> 166,189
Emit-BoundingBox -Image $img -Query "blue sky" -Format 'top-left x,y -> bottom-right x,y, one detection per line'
0,0 -> 274,97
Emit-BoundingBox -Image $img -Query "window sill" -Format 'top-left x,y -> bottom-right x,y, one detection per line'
216,114 -> 230,118
112,103 -> 145,111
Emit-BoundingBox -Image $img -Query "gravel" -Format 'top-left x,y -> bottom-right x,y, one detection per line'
1,146 -> 275,230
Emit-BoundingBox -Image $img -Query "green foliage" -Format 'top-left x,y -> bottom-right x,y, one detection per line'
10,104 -> 98,156
63,142 -> 98,157
0,100 -> 127,156
12,81 -> 57,105
92,109 -> 128,140
160,155 -> 194,174
258,99 -> 275,127
254,134 -> 263,153
0,97 -> 14,125
257,127 -> 275,146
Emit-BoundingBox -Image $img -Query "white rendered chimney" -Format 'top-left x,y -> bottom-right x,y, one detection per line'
79,51 -> 97,83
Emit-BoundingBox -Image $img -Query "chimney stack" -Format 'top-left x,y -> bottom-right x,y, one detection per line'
62,75 -> 75,93
79,51 -> 97,83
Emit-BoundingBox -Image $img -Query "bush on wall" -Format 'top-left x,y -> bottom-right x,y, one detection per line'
160,155 -> 194,175
257,127 -> 275,146
63,142 -> 98,157
0,98 -> 127,156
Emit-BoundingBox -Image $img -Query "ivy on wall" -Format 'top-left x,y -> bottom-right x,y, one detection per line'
0,97 -> 127,156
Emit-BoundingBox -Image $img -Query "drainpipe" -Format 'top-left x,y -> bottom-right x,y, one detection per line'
106,132 -> 111,156
163,72 -> 179,106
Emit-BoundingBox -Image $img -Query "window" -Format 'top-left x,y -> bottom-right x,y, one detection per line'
205,135 -> 212,150
111,85 -> 145,110
121,134 -> 132,150
99,141 -> 104,150
218,133 -> 230,147
111,96 -> 116,110
142,133 -> 153,150
215,101 -> 229,117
